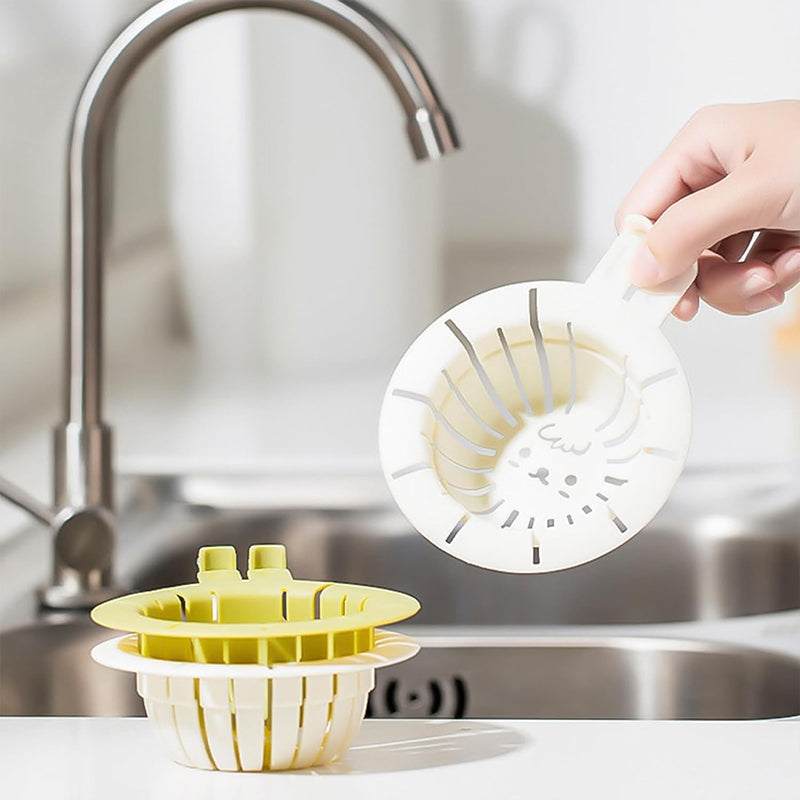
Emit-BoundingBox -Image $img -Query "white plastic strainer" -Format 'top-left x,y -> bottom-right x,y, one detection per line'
90,545 -> 421,772
92,629 -> 418,772
379,215 -> 695,574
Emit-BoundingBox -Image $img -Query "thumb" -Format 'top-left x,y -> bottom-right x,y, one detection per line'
630,159 -> 783,286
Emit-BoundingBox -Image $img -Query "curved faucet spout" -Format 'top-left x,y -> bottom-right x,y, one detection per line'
60,0 -> 458,508
45,0 -> 459,605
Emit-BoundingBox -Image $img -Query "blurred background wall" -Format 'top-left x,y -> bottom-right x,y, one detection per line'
1,0 -> 800,466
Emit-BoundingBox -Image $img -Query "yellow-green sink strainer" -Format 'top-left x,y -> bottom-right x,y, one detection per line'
91,544 -> 420,666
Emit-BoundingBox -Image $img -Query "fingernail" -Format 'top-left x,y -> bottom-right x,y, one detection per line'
745,289 -> 783,313
673,296 -> 697,322
742,273 -> 776,296
629,243 -> 661,286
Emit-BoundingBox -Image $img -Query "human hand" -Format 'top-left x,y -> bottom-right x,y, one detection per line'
616,101 -> 800,320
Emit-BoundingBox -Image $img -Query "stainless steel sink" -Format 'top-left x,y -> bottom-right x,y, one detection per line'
2,467 -> 799,719
0,620 -> 140,717
120,470 -> 800,625
368,635 -> 800,720
2,618 -> 798,720
3,470 -> 798,628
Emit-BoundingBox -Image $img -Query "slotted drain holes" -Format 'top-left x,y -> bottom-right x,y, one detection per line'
367,676 -> 467,718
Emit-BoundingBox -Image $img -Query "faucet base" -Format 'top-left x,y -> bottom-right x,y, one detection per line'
40,506 -> 120,610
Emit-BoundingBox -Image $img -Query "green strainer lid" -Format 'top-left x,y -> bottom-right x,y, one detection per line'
91,544 -> 420,666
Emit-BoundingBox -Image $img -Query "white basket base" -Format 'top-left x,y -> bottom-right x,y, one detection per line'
92,630 -> 416,773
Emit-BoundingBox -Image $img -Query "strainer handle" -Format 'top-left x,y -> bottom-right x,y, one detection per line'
585,214 -> 698,328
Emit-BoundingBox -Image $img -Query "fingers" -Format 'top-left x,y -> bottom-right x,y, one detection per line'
771,246 -> 800,289
672,284 -> 700,321
694,253 -> 779,314
631,157 -> 787,287
747,231 -> 800,263
682,246 -> 800,316
616,111 -> 728,231
618,102 -> 800,319
738,285 -> 786,314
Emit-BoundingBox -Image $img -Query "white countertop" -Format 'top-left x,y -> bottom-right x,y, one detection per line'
3,717 -> 798,800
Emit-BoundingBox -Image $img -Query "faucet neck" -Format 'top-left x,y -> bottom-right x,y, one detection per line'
59,0 -> 457,516
64,0 -> 456,431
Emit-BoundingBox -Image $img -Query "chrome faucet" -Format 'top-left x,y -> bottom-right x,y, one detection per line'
0,0 -> 458,608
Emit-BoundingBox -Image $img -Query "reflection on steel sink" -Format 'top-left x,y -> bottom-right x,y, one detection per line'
367,635 -> 800,720
2,619 -> 799,720
0,620 -> 139,717
1,467 -> 799,718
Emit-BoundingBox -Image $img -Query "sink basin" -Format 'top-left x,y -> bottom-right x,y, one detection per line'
2,619 -> 798,720
114,469 -> 800,625
0,620 -> 139,717
2,469 -> 798,628
2,466 -> 799,719
368,635 -> 800,720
